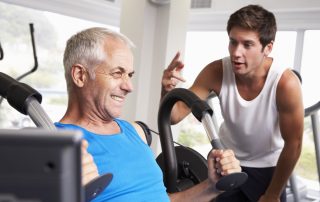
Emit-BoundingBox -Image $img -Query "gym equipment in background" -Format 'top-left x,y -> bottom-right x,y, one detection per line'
0,23 -> 38,106
157,88 -> 248,193
0,41 -> 3,60
0,72 -> 112,202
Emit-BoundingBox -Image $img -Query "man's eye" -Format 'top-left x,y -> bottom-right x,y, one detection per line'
128,72 -> 134,78
244,43 -> 253,48
229,40 -> 237,46
110,71 -> 123,79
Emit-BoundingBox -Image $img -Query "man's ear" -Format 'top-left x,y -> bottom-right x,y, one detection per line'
263,41 -> 273,56
71,64 -> 87,87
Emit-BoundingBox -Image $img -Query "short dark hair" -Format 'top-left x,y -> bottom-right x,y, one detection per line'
227,5 -> 277,48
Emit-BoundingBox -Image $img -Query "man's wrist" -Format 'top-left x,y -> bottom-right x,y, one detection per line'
161,87 -> 168,99
206,179 -> 223,195
262,191 -> 280,201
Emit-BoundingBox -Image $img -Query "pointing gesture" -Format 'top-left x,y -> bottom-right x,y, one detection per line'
162,52 -> 186,92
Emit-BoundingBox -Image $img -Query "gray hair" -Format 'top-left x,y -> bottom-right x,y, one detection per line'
63,27 -> 135,92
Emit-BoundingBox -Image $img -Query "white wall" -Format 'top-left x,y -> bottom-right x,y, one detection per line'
2,0 -> 320,30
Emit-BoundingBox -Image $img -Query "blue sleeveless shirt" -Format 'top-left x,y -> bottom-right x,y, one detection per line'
55,119 -> 169,202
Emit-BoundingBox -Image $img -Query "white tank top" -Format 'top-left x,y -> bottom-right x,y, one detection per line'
218,57 -> 286,167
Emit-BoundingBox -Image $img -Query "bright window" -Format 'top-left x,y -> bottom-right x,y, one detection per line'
0,1 -> 118,128
297,30 -> 320,189
301,30 -> 320,107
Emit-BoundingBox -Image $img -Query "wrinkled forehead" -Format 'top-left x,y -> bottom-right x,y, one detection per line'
102,38 -> 134,72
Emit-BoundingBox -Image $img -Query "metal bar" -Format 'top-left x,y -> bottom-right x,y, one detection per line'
26,97 -> 56,130
311,112 -> 320,184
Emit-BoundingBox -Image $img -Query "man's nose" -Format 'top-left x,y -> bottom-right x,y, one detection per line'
120,77 -> 134,92
231,44 -> 243,57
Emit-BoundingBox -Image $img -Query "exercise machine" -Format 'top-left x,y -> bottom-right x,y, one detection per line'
157,88 -> 248,193
0,23 -> 38,106
0,72 -> 112,202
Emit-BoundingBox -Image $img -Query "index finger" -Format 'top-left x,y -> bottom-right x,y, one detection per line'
171,52 -> 181,63
167,52 -> 183,71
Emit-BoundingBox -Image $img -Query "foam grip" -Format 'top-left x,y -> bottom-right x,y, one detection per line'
7,83 -> 42,115
84,173 -> 113,202
0,72 -> 19,97
210,139 -> 224,150
215,172 -> 248,191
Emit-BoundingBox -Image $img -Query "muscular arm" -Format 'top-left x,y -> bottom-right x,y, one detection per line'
161,59 -> 223,124
260,70 -> 304,201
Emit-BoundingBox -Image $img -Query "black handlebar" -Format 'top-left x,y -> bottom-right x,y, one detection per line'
0,72 -> 42,115
16,23 -> 38,81
0,42 -> 3,60
157,88 -> 213,192
158,88 -> 248,192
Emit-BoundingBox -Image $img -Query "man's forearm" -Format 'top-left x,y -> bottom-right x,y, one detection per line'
160,88 -> 192,124
169,179 -> 221,202
264,143 -> 301,199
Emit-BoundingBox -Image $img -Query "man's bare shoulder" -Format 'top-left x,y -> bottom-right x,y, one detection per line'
192,59 -> 224,97
277,69 -> 301,92
276,68 -> 303,111
206,59 -> 223,69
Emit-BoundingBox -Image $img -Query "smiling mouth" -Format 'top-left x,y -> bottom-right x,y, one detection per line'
111,95 -> 124,102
